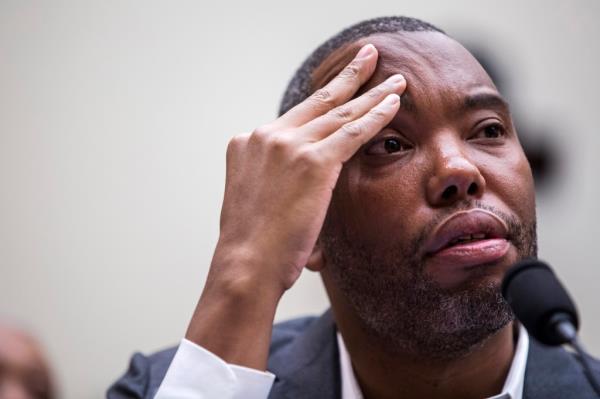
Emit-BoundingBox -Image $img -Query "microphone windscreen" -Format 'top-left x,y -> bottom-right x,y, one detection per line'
501,259 -> 579,345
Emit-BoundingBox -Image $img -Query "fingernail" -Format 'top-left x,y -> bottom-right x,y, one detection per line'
356,44 -> 376,59
383,93 -> 400,106
388,74 -> 405,84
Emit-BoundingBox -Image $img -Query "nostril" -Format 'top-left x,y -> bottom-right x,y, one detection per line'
441,185 -> 457,200
467,182 -> 478,195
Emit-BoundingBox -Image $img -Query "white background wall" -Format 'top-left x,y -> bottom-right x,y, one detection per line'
1,1 -> 598,397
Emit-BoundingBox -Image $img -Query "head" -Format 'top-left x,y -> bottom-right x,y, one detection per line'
0,322 -> 55,399
280,17 -> 537,358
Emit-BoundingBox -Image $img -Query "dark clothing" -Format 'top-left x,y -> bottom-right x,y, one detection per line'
108,310 -> 600,398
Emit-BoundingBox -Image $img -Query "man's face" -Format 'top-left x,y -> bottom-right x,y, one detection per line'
317,32 -> 537,356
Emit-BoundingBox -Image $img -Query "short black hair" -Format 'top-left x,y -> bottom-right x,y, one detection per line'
278,16 -> 444,116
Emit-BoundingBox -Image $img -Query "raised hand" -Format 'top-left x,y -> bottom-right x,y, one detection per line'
186,44 -> 406,369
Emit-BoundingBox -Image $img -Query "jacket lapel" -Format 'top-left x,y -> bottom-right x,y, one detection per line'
268,310 -> 341,399
523,337 -> 597,398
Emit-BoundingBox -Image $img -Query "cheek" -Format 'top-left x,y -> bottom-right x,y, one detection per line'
330,161 -> 424,248
479,144 -> 536,222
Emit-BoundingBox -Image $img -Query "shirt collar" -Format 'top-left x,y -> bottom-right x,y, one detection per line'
336,324 -> 529,399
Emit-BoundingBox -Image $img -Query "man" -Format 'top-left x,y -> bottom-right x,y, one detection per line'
0,322 -> 55,399
108,16 -> 599,399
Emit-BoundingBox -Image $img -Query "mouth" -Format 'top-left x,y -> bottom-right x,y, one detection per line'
425,209 -> 511,268
445,232 -> 494,248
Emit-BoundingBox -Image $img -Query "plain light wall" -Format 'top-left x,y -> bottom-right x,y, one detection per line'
1,1 -> 598,397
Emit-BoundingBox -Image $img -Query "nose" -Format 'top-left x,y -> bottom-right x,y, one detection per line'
426,142 -> 486,207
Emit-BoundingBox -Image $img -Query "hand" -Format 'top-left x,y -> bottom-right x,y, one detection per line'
186,44 -> 406,369
212,43 -> 406,293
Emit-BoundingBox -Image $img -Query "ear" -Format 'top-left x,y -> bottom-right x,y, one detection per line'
305,242 -> 326,272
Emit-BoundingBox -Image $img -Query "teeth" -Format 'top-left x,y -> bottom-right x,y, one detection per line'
448,233 -> 487,246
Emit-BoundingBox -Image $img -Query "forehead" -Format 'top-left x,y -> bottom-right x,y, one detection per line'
312,32 -> 497,107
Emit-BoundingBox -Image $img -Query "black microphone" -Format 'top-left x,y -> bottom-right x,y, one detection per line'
502,259 -> 600,395
501,259 -> 578,345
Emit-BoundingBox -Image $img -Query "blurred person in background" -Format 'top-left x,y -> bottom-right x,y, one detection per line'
0,322 -> 55,399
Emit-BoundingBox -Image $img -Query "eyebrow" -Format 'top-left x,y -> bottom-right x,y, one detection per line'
399,92 -> 417,113
398,91 -> 510,115
462,92 -> 510,113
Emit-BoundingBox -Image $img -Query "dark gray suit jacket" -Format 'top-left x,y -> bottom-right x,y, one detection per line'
108,310 -> 600,398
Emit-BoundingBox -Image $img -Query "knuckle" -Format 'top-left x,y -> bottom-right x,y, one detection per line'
330,105 -> 354,121
308,89 -> 336,111
311,88 -> 333,103
230,133 -> 249,144
294,147 -> 325,169
265,134 -> 292,152
368,107 -> 388,122
367,85 -> 384,98
341,121 -> 364,138
249,125 -> 272,142
339,61 -> 360,80
226,137 -> 239,151
226,134 -> 246,153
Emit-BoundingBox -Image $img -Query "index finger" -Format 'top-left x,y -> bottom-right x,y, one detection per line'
275,44 -> 379,129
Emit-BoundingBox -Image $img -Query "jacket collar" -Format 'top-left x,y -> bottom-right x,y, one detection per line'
267,309 -> 597,399
268,310 -> 340,399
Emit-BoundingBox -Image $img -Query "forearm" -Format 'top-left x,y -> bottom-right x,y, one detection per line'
185,260 -> 283,371
184,40 -> 401,377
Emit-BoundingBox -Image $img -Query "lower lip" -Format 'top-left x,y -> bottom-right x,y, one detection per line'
428,238 -> 510,269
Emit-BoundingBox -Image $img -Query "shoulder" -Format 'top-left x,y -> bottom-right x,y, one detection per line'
270,315 -> 320,354
524,337 -> 600,399
106,315 -> 320,399
107,346 -> 178,399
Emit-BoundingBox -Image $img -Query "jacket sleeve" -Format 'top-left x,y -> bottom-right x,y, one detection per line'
106,340 -> 275,399
107,347 -> 177,399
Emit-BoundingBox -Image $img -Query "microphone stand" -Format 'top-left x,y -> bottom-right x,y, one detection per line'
555,319 -> 600,396
502,260 -> 600,396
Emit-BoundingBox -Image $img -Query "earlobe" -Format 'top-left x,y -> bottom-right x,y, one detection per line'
306,245 -> 326,272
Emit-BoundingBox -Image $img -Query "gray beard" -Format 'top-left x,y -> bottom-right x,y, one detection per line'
320,201 -> 537,360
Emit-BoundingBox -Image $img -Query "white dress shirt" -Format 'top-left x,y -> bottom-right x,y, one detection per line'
153,339 -> 275,399
337,325 -> 529,399
155,324 -> 529,399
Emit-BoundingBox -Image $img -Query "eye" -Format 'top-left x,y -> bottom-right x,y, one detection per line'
365,136 -> 412,156
471,122 -> 506,140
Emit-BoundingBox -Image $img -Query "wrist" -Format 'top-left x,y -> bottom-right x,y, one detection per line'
202,271 -> 284,311
210,240 -> 289,298
184,251 -> 284,369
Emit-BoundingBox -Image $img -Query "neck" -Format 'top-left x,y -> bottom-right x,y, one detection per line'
328,290 -> 516,399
